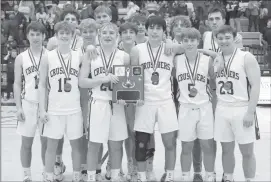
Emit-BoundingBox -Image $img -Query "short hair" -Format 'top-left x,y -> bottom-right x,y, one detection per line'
94,5 -> 112,18
145,16 -> 167,32
60,9 -> 80,22
26,21 -> 46,34
180,28 -> 201,40
215,25 -> 237,38
54,21 -> 76,34
99,22 -> 118,35
208,7 -> 226,19
170,16 -> 191,37
119,22 -> 138,35
129,13 -> 148,24
79,18 -> 97,32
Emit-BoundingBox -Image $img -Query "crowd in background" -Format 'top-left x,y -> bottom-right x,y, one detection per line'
1,0 -> 271,101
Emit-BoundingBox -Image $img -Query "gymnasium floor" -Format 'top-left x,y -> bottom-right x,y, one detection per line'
1,106 -> 270,181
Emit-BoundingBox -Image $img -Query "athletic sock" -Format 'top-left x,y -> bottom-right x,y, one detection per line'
224,173 -> 233,181
87,170 -> 96,181
165,170 -> 174,181
23,168 -> 31,178
138,172 -> 147,180
45,172 -> 54,181
111,169 -> 120,179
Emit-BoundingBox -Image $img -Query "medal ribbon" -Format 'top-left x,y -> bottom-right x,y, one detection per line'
57,50 -> 72,79
184,52 -> 200,86
222,48 -> 237,80
99,48 -> 117,75
71,35 -> 77,50
211,33 -> 220,53
147,42 -> 163,72
28,48 -> 43,74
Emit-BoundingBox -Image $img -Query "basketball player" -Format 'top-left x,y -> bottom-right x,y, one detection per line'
129,13 -> 149,44
14,21 -> 47,182
79,22 -> 129,182
118,22 -> 139,181
214,25 -> 260,182
170,16 -> 192,44
78,18 -> 105,182
191,7 -> 244,182
130,16 -> 179,182
39,21 -> 83,182
175,28 -> 216,182
47,8 -> 83,51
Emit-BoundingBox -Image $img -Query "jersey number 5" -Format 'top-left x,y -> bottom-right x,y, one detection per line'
100,83 -> 113,91
218,81 -> 234,95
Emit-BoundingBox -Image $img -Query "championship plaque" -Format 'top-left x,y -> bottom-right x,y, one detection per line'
112,65 -> 144,103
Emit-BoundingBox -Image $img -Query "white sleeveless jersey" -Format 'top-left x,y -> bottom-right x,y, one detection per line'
21,48 -> 48,103
137,42 -> 175,102
47,49 -> 81,115
175,53 -> 211,105
215,48 -> 250,103
91,48 -> 125,101
203,31 -> 221,53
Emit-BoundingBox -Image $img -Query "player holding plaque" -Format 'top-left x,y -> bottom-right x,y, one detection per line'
174,28 -> 216,181
79,22 -> 130,182
39,21 -> 84,182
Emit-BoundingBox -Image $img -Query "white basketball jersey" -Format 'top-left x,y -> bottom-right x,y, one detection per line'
175,53 -> 211,105
47,49 -> 81,115
203,31 -> 221,52
215,48 -> 250,103
91,48 -> 125,101
21,48 -> 48,103
137,42 -> 174,102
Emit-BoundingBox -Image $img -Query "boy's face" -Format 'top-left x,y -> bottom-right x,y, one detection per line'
121,29 -> 137,44
135,21 -> 146,35
267,20 -> 271,27
182,37 -> 199,52
27,30 -> 45,46
95,12 -> 112,25
147,24 -> 164,42
64,13 -> 78,26
99,25 -> 118,46
216,32 -> 235,51
208,12 -> 225,31
172,20 -> 187,37
81,27 -> 97,45
56,29 -> 73,46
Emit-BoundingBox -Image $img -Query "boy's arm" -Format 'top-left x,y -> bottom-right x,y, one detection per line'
14,54 -> 23,111
38,53 -> 49,114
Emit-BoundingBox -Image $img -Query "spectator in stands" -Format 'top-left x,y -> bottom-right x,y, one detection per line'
80,4 -> 94,19
190,11 -> 200,30
259,1 -> 269,33
262,17 -> 271,46
1,10 -> 9,40
4,47 -> 17,101
170,15 -> 192,43
36,6 -> 48,25
6,35 -> 17,52
174,1 -> 188,16
227,1 -> 242,32
125,2 -> 140,20
7,13 -> 21,45
248,0 -> 260,32
18,0 -> 35,21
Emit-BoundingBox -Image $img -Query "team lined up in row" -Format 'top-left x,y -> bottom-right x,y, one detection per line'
14,5 -> 260,182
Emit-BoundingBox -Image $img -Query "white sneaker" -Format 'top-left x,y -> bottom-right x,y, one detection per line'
88,174 -> 96,182
111,173 -> 126,182
72,172 -> 81,182
80,170 -> 87,182
146,171 -> 156,181
126,162 -> 134,181
96,173 -> 103,181
165,172 -> 174,182
23,176 -> 32,182
54,162 -> 66,181
205,173 -> 215,182
137,173 -> 147,182
105,163 -> 111,180
180,174 -> 190,181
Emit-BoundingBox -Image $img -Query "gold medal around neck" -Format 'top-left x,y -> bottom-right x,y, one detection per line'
224,81 -> 232,91
151,72 -> 159,85
189,87 -> 198,97
64,82 -> 72,92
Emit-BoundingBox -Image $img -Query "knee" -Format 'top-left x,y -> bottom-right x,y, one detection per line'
109,141 -> 123,153
21,137 -> 33,150
46,138 -> 59,152
221,143 -> 235,155
135,131 -> 150,161
182,142 -> 194,155
164,139 -> 176,151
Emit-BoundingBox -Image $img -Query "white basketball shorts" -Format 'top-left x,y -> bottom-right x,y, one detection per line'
214,103 -> 257,144
17,100 -> 42,137
43,111 -> 83,140
88,99 -> 128,143
134,99 -> 178,134
178,102 -> 214,142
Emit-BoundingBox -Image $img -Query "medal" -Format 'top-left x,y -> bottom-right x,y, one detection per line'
151,72 -> 159,85
57,50 -> 72,92
100,48 -> 117,77
224,81 -> 232,91
222,48 -> 237,91
64,82 -> 72,92
184,52 -> 200,97
189,87 -> 198,97
28,48 -> 43,88
147,42 -> 163,85
71,35 -> 77,50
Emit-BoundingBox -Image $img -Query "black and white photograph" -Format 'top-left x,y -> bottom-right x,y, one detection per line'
1,0 -> 270,181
